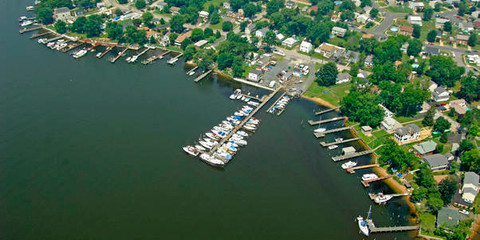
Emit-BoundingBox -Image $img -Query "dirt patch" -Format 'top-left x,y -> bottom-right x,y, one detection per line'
301,95 -> 339,109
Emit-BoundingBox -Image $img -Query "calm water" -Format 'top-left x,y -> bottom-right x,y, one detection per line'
1,1 -> 413,239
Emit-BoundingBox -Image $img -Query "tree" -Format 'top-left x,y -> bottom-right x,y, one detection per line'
412,25 -> 421,38
462,149 -> 480,173
423,107 -> 436,126
266,0 -> 283,15
210,11 -> 220,24
435,144 -> 444,153
427,30 -> 437,42
264,31 -> 276,46
438,177 -> 457,204
428,197 -> 444,213
243,3 -> 258,18
115,9 -> 123,16
124,25 -> 147,44
424,8 -> 434,21
36,7 -> 54,24
448,108 -> 457,117
468,33 -> 477,47
443,21 -> 452,33
456,73 -> 480,102
135,0 -> 146,9
370,8 -> 379,19
217,52 -> 234,70
434,117 -> 451,133
434,2 -> 441,12
340,90 -> 385,127
458,1 -> 468,16
118,0 -> 127,3
84,15 -> 103,38
169,33 -> 178,45
373,37 -> 403,63
222,21 -> 233,32
194,48 -> 216,71
379,139 -> 418,172
240,21 -> 247,32
54,20 -> 67,34
72,16 -> 87,33
407,39 -> 422,56
316,62 -> 338,86
169,15 -> 185,33
361,0 -> 372,7
232,56 -> 244,77
427,55 -> 465,87
204,28 -> 214,38
191,28 -> 204,42
350,64 -> 359,77
412,187 -> 428,201
149,36 -> 156,44
184,44 -> 196,61
142,12 -> 153,26
180,38 -> 193,50
106,21 -> 124,40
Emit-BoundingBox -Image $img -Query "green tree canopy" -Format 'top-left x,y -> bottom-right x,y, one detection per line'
427,29 -> 437,42
422,107 -> 436,126
54,20 -> 67,34
106,21 -> 124,40
407,39 -> 422,57
316,62 -> 338,86
170,15 -> 185,33
427,55 -> 465,87
222,21 -> 233,32
135,0 -> 146,9
434,116 -> 451,133
340,90 -> 385,127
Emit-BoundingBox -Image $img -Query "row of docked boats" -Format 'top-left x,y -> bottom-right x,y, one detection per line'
229,89 -> 261,107
37,36 -> 90,59
267,95 -> 290,114
182,105 -> 261,168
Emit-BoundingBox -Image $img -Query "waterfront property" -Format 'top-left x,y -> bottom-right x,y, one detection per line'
394,124 -> 421,144
422,154 -> 449,171
462,172 -> 480,204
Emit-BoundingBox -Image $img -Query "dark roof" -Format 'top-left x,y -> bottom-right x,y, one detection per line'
424,46 -> 439,55
249,69 -> 262,75
422,154 -> 449,169
395,124 -> 421,136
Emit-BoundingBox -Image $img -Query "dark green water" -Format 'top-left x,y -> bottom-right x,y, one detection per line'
1,1 -> 414,239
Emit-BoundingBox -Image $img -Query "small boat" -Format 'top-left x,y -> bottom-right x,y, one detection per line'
182,146 -> 199,156
243,125 -> 256,131
241,96 -> 246,101
128,55 -> 138,63
357,216 -> 369,236
26,6 -> 35,11
167,57 -> 178,64
247,101 -> 259,107
73,49 -> 87,59
19,16 -> 27,22
341,161 -> 357,169
46,42 -> 55,48
195,145 -> 206,152
38,38 -> 47,44
328,145 -> 338,150
96,52 -> 102,58
199,141 -> 213,149
188,71 -> 195,76
236,131 -> 248,137
200,153 -> 224,168
362,173 -> 378,181
126,56 -> 132,62
335,137 -> 344,142
369,193 -> 393,204
314,127 -> 326,133
20,20 -> 33,27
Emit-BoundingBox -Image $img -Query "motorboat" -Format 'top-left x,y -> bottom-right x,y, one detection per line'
341,161 -> 357,169
19,16 -> 27,22
200,153 -> 224,168
199,140 -> 213,149
362,173 -> 378,181
20,20 -> 33,27
73,49 -> 87,59
26,6 -> 35,11
357,216 -> 369,236
243,125 -> 256,131
236,131 -> 248,137
229,89 -> 241,99
369,193 -> 393,204
128,55 -> 138,63
46,42 -> 55,48
335,137 -> 344,142
38,38 -> 47,44
328,145 -> 338,150
188,71 -> 195,76
182,146 -> 199,156
195,145 -> 206,152
247,101 -> 259,107
167,57 -> 178,64
314,127 -> 326,133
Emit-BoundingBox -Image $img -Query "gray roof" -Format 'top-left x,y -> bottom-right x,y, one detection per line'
395,124 -> 421,136
249,69 -> 262,75
464,172 -> 479,187
332,26 -> 347,33
423,154 -> 449,169
337,73 -> 351,80
434,86 -> 447,94
424,46 -> 439,55
345,50 -> 360,63
256,28 -> 269,35
364,55 -> 373,63
55,7 -> 70,14
437,207 -> 460,228
412,140 -> 437,155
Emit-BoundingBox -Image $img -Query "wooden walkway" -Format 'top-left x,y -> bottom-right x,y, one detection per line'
346,164 -> 379,173
19,26 -> 42,34
62,42 -> 83,53
45,36 -> 63,43
30,32 -> 49,39
320,137 -> 359,147
195,69 -> 213,82
313,126 -> 353,138
186,66 -> 198,75
232,77 -> 275,91
266,92 -> 287,114
315,107 -> 340,115
111,48 -> 128,63
362,175 -> 393,187
332,149 -> 374,162
367,220 -> 419,233
97,45 -> 114,59
308,116 -> 347,125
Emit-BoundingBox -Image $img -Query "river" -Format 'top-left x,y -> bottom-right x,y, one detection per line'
1,0 -> 414,239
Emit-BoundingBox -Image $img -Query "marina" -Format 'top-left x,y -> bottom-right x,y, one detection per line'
332,149 -> 374,162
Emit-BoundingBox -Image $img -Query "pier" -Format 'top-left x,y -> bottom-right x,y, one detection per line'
232,77 -> 275,91
62,42 -> 84,53
195,69 -> 213,82
30,32 -> 49,39
369,193 -> 410,202
320,137 -> 359,147
19,26 -> 42,34
366,220 -> 419,233
136,47 -> 150,58
315,107 -> 340,115
313,126 -> 354,138
332,149 -> 374,162
266,92 -> 287,113
346,164 -> 379,173
111,48 -> 128,63
186,66 -> 198,75
97,45 -> 114,58
45,36 -> 63,43
362,175 -> 393,187
308,117 -> 347,126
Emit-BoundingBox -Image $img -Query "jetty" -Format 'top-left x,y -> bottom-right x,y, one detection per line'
308,117 -> 347,126
30,32 -> 49,39
320,137 -> 359,147
362,175 -> 393,187
97,45 -> 114,58
195,69 -> 213,82
346,164 -> 379,173
111,48 -> 128,63
186,66 -> 198,75
19,26 -> 42,34
45,36 -> 63,43
62,42 -> 83,53
313,126 -> 353,138
369,193 -> 410,202
315,107 -> 340,115
332,149 -> 374,162
266,92 -> 287,113
136,47 -> 150,58
366,220 -> 419,233
232,77 -> 275,91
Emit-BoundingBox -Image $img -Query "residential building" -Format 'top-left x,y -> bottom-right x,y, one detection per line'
299,41 -> 313,53
424,46 -> 439,56
344,50 -> 360,63
422,154 -> 449,170
385,0 -> 397,6
332,26 -> 347,37
412,140 -> 437,156
357,14 -> 369,24
450,99 -> 467,115
96,2 -> 106,9
462,172 -> 479,203
255,28 -> 269,38
409,1 -> 425,11
54,7 -> 73,22
174,30 -> 192,46
435,17 -> 450,29
336,73 -> 351,84
170,6 -> 180,15
364,55 -> 374,68
223,1 -> 231,10
74,9 -> 84,17
194,39 -> 208,48
399,25 -> 414,36
401,42 -> 409,53
408,15 -> 423,26
459,22 -> 474,32
245,24 -> 256,36
361,126 -> 373,134
437,207 -> 461,228
456,34 -> 469,45
472,11 -> 480,18
394,124 -> 421,143
247,69 -> 262,82
282,37 -> 298,48
155,2 -> 167,10
276,33 -> 285,41
314,43 -> 345,58
468,54 -> 480,65
286,0 -> 297,8
199,11 -> 209,19
432,86 -> 450,102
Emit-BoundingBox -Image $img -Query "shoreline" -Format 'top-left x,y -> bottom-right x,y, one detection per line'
301,95 -> 339,109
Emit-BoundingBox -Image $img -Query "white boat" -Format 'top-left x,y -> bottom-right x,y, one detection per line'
188,71 -> 195,76
328,145 -> 338,150
243,125 -> 256,131
128,55 -> 138,63
38,38 -> 47,44
195,145 -> 206,152
182,146 -> 199,156
236,94 -> 242,100
20,20 -> 33,27
19,16 -> 27,21
126,56 -> 132,62
362,173 -> 378,181
167,57 -> 178,64
200,153 -> 225,167
247,101 -> 259,106
341,161 -> 357,169
459,209 -> 470,215
357,216 -> 369,236
241,96 -> 246,101
73,49 -> 87,59
46,42 -> 55,48
369,193 -> 393,204
237,131 -> 248,137
199,141 -> 213,149
335,137 -> 344,142
229,89 -> 241,99
26,6 -> 35,11
96,52 -> 102,58
314,127 -> 326,133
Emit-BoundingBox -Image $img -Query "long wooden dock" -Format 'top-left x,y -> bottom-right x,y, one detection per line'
19,26 -> 42,34
62,42 -> 83,53
195,69 -> 213,82
332,149 -> 374,162
186,66 -> 198,75
313,126 -> 353,138
362,175 -> 393,187
97,45 -> 114,58
320,137 -> 359,147
111,48 -> 128,63
209,89 -> 280,156
266,92 -> 287,114
347,164 -> 379,173
367,220 -> 419,233
308,117 -> 347,126
30,32 -> 49,39
45,36 -> 63,43
315,107 -> 340,115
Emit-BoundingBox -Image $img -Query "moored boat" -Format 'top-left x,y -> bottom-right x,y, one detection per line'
341,161 -> 357,169
362,173 -> 378,181
182,146 -> 199,156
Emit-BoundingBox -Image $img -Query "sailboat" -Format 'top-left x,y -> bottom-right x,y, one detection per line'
357,206 -> 371,236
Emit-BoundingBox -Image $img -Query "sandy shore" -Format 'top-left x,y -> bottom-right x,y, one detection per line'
470,214 -> 480,239
301,95 -> 339,109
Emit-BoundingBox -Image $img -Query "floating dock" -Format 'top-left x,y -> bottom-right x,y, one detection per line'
332,149 -> 374,162
97,45 -> 114,58
45,36 -> 63,43
19,26 -> 42,34
320,137 -> 359,147
111,48 -> 128,63
186,66 -> 198,75
366,220 -> 419,233
313,126 -> 354,138
346,164 -> 379,173
362,175 -> 393,187
195,69 -> 213,82
62,42 -> 84,53
308,117 -> 347,126
315,107 -> 340,115
30,32 -> 49,39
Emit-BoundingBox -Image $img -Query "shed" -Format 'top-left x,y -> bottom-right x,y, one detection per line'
342,146 -> 356,155
361,126 -> 373,133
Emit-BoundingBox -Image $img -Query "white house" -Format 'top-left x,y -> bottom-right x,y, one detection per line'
408,1 -> 425,11
394,124 -> 421,143
282,37 -> 298,48
435,17 -> 450,29
336,73 -> 351,84
248,69 -> 262,82
462,172 -> 479,203
255,28 -> 269,38
408,15 -> 423,26
432,86 -> 450,102
276,33 -> 285,41
299,41 -> 313,53
332,26 -> 347,37
199,11 -> 209,19
357,14 -> 369,24
54,7 -> 74,22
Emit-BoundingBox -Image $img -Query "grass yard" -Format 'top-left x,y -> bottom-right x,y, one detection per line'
304,82 -> 352,106
209,20 -> 224,30
203,0 -> 226,10
386,6 -> 412,13
419,212 -> 438,235
420,19 -> 436,42
370,129 -> 391,149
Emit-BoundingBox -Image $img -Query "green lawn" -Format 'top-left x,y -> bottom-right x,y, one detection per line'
204,0 -> 226,10
386,6 -> 412,13
370,130 -> 391,149
209,20 -> 224,30
419,212 -> 438,235
304,82 -> 352,106
420,19 -> 436,42
354,125 -> 377,143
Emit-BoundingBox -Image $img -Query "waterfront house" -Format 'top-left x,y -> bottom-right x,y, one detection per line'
437,207 -> 461,228
332,26 -> 347,37
399,25 -> 414,36
282,37 -> 298,48
54,7 -> 73,22
462,172 -> 479,203
412,140 -> 437,156
248,69 -> 262,82
364,55 -> 374,68
459,22 -> 474,32
394,124 -> 421,143
422,154 -> 449,171
315,43 -> 345,58
255,28 -> 269,38
435,17 -> 450,29
299,41 -> 313,53
174,30 -> 192,46
456,34 -> 469,45
432,86 -> 450,102
336,73 -> 352,84
408,15 -> 423,26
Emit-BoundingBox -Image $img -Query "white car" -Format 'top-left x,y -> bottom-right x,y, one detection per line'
459,209 -> 469,215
